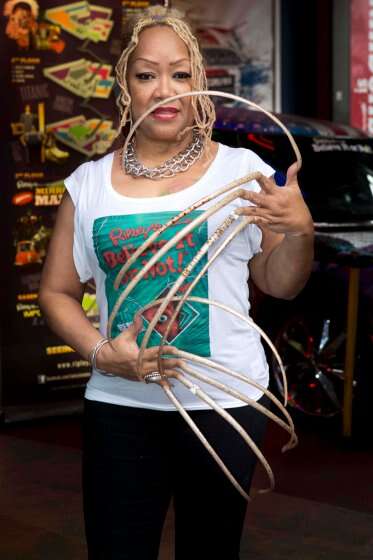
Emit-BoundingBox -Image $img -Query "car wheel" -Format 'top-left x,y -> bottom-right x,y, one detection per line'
271,313 -> 347,418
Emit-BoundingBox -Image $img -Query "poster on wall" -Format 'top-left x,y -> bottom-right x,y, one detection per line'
0,0 -> 125,415
350,0 -> 373,135
172,0 -> 275,109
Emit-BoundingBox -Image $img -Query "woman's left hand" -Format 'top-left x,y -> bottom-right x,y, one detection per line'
238,162 -> 314,237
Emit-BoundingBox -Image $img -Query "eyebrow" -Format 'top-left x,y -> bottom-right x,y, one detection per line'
132,57 -> 190,66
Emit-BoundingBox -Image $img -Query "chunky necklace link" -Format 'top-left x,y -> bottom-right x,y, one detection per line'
122,132 -> 204,179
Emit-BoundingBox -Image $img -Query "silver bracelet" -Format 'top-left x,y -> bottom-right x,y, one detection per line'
88,337 -> 116,377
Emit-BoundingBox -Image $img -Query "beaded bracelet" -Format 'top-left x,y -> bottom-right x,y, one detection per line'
88,337 -> 116,377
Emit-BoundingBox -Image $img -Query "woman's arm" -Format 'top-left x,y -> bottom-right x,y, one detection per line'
238,163 -> 314,300
39,193 -> 101,358
39,193 -> 182,379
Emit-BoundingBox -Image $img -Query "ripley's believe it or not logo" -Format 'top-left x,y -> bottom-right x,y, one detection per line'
93,211 -> 211,356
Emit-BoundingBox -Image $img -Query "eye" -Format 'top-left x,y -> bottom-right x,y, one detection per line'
135,72 -> 155,81
173,71 -> 192,80
159,314 -> 169,323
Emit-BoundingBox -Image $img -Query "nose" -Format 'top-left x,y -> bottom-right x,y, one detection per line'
154,73 -> 175,100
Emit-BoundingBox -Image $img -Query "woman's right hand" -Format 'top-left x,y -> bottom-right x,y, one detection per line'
95,315 -> 183,382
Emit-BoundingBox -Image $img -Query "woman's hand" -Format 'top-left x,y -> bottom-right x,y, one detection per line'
238,163 -> 314,237
96,314 -> 183,382
245,162 -> 314,300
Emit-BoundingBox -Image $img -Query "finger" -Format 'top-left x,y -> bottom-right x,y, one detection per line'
240,190 -> 267,207
236,206 -> 272,220
238,209 -> 274,227
286,162 -> 299,185
163,368 -> 183,378
251,216 -> 271,227
142,345 -> 179,359
143,357 -> 185,373
142,346 -> 161,359
256,173 -> 276,194
241,215 -> 272,227
158,345 -> 180,357
123,314 -> 143,339
141,368 -> 181,389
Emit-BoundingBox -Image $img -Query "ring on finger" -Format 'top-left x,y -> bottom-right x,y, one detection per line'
143,371 -> 165,384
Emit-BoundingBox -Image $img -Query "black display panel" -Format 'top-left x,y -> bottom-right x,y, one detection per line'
0,0 -> 131,419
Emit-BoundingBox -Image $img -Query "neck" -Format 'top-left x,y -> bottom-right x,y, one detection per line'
132,130 -> 194,167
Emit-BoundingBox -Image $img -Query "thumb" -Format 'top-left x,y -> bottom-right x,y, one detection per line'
124,313 -> 143,339
286,161 -> 299,185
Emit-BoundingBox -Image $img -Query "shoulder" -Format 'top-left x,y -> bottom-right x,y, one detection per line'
217,142 -> 274,178
64,152 -> 113,205
65,152 -> 112,185
217,142 -> 272,168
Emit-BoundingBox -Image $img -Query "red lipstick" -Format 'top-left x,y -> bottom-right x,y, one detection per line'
151,106 -> 179,120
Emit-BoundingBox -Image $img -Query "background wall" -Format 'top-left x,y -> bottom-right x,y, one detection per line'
174,0 -> 276,109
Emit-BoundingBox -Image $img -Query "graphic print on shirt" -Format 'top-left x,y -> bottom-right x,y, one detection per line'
93,211 -> 210,356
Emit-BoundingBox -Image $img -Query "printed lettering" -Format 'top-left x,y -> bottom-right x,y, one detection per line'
155,262 -> 167,276
165,256 -> 176,273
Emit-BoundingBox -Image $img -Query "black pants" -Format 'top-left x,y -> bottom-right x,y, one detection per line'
82,396 -> 269,560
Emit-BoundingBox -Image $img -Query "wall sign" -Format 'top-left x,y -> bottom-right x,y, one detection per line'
350,0 -> 373,134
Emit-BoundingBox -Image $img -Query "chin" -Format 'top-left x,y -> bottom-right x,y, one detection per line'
144,123 -> 193,143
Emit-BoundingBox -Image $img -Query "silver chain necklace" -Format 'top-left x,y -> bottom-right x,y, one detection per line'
122,132 -> 204,179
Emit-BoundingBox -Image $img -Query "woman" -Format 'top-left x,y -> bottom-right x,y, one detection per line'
39,6 -> 314,560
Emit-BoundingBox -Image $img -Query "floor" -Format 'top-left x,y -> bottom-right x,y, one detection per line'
0,411 -> 372,559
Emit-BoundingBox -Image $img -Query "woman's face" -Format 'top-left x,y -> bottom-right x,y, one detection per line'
127,25 -> 195,142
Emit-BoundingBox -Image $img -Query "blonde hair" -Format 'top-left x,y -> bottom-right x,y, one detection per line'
115,5 -> 216,143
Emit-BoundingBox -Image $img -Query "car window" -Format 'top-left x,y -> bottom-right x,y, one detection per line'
212,130 -> 373,223
297,138 -> 373,222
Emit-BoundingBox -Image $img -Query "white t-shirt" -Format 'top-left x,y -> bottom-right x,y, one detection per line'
65,142 -> 274,411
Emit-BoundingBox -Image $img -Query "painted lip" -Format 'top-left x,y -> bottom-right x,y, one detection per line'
151,106 -> 180,120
